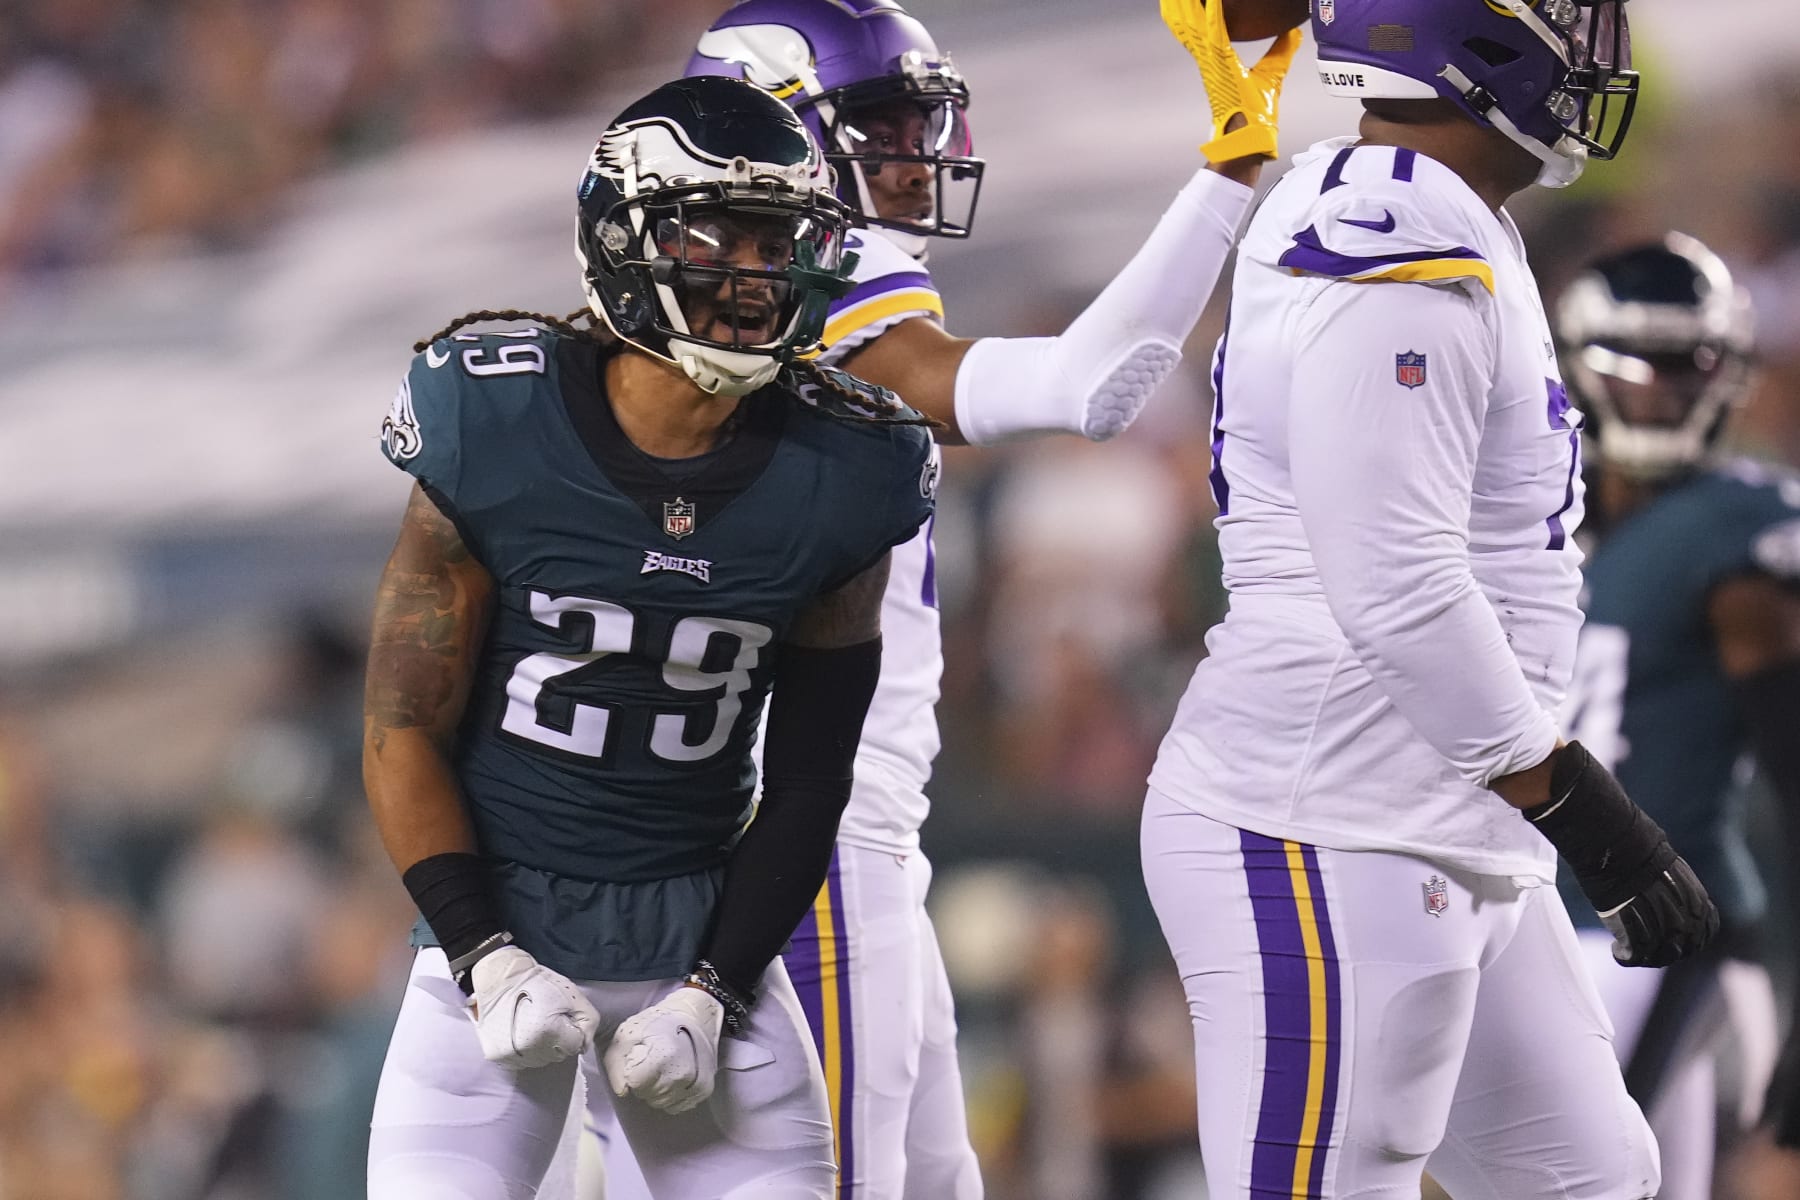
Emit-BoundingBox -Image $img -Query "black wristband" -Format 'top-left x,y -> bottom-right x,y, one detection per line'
401,852 -> 506,974
1524,741 -> 1672,911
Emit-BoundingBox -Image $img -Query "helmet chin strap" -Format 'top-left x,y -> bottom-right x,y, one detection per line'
1439,65 -> 1587,189
673,341 -> 782,396
583,275 -> 783,397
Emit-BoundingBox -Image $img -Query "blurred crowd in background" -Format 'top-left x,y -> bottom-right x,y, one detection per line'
3,1 -> 1800,1198
0,0 -> 726,292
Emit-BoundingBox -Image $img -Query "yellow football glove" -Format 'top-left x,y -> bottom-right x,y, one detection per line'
1161,0 -> 1303,163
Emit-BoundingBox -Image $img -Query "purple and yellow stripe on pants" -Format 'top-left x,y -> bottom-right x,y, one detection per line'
786,849 -> 857,1196
1241,830 -> 1343,1199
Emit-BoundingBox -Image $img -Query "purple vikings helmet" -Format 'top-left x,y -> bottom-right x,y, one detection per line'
686,0 -> 984,249
1313,0 -> 1638,188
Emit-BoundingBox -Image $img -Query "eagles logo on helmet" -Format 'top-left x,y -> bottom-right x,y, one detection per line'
1556,233 -> 1756,481
575,75 -> 859,397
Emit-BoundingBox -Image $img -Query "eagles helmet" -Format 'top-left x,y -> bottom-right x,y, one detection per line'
686,0 -> 984,254
577,75 -> 857,396
1557,234 -> 1755,481
1313,0 -> 1639,188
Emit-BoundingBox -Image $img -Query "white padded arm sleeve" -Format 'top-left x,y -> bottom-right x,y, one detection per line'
1288,279 -> 1561,787
952,167 -> 1253,445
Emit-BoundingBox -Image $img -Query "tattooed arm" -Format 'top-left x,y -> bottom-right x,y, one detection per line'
692,553 -> 889,998
363,484 -> 496,874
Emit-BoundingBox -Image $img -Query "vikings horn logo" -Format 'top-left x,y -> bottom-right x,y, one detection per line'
696,24 -> 820,99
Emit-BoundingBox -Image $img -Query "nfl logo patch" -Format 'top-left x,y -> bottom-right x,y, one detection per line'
1396,350 -> 1428,389
663,496 -> 696,540
1318,0 -> 1335,25
1423,875 -> 1449,917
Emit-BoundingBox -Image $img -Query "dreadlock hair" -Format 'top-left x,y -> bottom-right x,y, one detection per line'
411,307 -> 607,353
411,308 -> 937,430
780,359 -> 940,430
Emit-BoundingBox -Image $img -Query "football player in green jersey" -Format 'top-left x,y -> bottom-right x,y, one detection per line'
1556,233 -> 1800,1200
362,76 -> 935,1200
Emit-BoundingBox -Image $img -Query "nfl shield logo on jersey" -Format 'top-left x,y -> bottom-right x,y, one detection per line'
1318,0 -> 1335,24
1423,874 -> 1449,917
663,496 -> 696,540
1396,350 -> 1428,390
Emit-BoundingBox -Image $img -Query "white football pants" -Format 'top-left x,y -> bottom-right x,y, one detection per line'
1142,788 -> 1659,1199
1575,929 -> 1781,1200
567,845 -> 982,1200
368,948 -> 834,1200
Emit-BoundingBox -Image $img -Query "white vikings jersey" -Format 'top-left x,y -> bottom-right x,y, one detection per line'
817,228 -> 946,853
1149,138 -> 1584,880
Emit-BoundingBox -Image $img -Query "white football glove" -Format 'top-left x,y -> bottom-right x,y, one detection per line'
602,986 -> 725,1115
467,946 -> 599,1070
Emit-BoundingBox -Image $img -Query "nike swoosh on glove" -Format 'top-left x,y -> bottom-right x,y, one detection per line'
603,986 -> 725,1115
468,946 -> 599,1070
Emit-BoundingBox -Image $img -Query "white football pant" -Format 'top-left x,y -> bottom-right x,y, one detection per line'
565,846 -> 982,1200
368,948 -> 834,1200
1142,788 -> 1659,1199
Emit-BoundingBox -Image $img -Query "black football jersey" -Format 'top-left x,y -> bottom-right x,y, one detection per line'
380,328 -> 933,977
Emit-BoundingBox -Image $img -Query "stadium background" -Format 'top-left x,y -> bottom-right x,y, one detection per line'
0,1 -> 1797,1196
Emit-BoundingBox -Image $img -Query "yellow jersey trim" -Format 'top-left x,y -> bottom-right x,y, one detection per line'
822,289 -> 945,349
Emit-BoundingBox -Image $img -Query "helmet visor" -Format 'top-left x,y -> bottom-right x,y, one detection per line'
649,201 -> 846,350
828,95 -> 984,239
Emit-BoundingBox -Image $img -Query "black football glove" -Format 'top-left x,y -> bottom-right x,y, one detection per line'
1522,741 -> 1718,968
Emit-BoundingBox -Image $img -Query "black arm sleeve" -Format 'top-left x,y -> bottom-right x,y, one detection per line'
698,637 -> 882,998
1735,659 -> 1800,1147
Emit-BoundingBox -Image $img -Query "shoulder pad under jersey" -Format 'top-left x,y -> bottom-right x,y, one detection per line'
780,361 -> 926,426
777,365 -> 937,582
380,327 -> 558,497
1269,143 -> 1496,298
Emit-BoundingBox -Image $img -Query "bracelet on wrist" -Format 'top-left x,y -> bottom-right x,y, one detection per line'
684,959 -> 753,1036
447,930 -> 515,996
